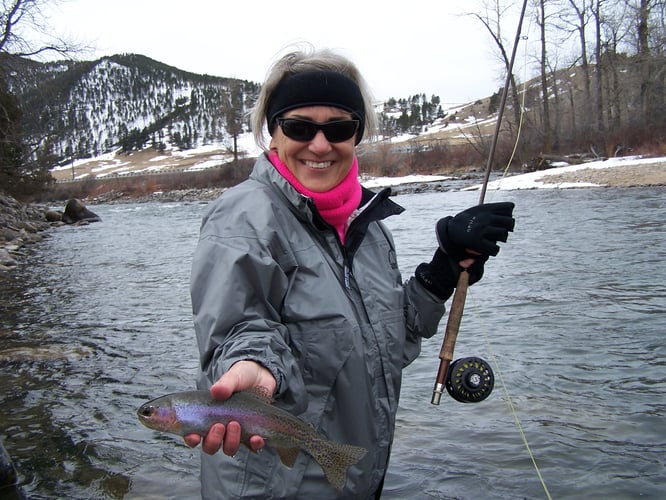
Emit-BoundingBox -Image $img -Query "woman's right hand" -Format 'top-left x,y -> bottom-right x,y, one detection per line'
183,360 -> 277,456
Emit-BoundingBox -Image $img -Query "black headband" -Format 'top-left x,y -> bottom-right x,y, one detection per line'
266,70 -> 366,144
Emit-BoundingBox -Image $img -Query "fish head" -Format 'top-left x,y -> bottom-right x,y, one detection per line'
137,400 -> 181,434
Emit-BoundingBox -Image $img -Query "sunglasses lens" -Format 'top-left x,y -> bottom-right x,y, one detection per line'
280,120 -> 316,141
278,119 -> 359,143
323,121 -> 358,142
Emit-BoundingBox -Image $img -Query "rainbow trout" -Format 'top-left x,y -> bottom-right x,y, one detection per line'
137,390 -> 367,491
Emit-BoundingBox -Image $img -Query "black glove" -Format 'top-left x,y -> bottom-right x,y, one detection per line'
437,202 -> 515,261
415,248 -> 487,300
415,202 -> 514,300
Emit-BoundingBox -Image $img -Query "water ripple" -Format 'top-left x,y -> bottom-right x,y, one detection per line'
1,189 -> 665,498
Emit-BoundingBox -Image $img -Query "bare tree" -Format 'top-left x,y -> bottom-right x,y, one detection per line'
536,0 -> 554,153
634,0 -> 665,127
591,0 -> 604,136
0,0 -> 79,59
466,0 -> 533,165
465,0 -> 666,160
467,1 -> 524,130
1,0 -> 82,196
223,81 -> 244,166
559,0 -> 595,131
591,1 -> 632,135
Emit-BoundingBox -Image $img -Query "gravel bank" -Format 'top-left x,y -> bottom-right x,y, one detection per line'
540,162 -> 666,187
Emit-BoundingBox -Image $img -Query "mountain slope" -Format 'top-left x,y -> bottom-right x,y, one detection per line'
6,53 -> 491,181
9,53 -> 259,167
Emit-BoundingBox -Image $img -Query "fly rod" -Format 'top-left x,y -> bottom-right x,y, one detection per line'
431,0 -> 529,405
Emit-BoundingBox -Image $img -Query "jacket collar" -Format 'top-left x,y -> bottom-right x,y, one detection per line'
250,153 -> 405,246
250,153 -> 311,213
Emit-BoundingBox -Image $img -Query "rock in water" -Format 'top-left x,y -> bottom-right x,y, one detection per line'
0,440 -> 17,489
63,199 -> 101,224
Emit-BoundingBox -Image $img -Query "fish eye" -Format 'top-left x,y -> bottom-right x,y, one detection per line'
138,405 -> 155,417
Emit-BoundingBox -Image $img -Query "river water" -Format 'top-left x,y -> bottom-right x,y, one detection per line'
1,185 -> 664,499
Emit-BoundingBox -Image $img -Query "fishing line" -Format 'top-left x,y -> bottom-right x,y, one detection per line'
426,3 -> 553,496
500,42 -> 529,179
471,22 -> 553,499
468,291 -> 553,500
487,33 -> 531,193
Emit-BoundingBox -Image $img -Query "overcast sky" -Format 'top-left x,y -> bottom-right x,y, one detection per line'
42,0 -> 533,105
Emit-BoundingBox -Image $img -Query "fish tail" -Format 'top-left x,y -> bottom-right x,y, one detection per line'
309,439 -> 367,492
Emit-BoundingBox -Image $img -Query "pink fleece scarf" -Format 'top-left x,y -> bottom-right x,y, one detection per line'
268,151 -> 362,243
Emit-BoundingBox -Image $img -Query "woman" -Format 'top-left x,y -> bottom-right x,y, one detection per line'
185,46 -> 515,499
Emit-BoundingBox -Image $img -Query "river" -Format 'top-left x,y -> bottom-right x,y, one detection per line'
1,185 -> 664,499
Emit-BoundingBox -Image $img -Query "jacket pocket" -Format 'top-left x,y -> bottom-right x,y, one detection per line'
288,323 -> 356,425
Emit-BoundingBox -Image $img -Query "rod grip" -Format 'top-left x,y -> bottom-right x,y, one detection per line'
431,270 -> 469,405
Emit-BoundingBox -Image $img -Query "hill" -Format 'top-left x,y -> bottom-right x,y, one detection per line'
6,53 -> 259,167
15,49 -> 663,190
5,52 -> 498,183
48,99 -> 500,182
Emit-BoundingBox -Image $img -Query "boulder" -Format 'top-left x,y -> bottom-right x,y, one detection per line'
0,192 -> 56,271
62,199 -> 101,224
0,248 -> 17,267
0,226 -> 20,243
0,440 -> 17,490
44,210 -> 63,222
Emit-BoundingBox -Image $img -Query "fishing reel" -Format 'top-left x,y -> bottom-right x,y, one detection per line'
445,356 -> 494,403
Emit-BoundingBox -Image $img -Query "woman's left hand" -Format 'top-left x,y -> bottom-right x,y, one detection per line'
437,202 -> 515,260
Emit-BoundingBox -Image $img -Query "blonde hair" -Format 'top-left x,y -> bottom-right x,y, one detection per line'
250,44 -> 378,151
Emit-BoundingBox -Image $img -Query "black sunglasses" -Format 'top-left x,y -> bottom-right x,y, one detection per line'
276,118 -> 359,143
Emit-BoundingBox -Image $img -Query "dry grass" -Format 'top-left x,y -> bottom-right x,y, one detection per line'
50,147 -> 238,182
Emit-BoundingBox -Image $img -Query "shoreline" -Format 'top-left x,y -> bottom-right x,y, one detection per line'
537,162 -> 666,188
83,162 -> 666,205
1,160 -> 664,270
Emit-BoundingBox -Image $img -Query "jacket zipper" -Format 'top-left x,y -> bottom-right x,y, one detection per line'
305,188 -> 402,292
343,251 -> 351,290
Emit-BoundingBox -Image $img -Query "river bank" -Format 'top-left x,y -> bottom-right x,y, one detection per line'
540,161 -> 666,187
77,157 -> 666,205
483,156 -> 666,191
2,156 -> 664,270
0,193 -> 53,270
0,195 -> 101,271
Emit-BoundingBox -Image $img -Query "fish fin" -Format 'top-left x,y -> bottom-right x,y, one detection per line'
311,440 -> 367,492
276,447 -> 300,468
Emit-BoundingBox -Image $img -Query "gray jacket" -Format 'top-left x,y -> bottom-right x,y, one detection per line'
191,154 -> 446,499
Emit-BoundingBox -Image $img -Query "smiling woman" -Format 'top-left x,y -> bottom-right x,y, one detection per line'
183,45 -> 515,500
268,105 -> 358,194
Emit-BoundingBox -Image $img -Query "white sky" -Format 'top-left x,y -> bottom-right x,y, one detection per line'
41,0 -> 535,104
